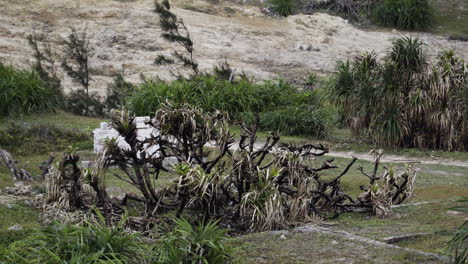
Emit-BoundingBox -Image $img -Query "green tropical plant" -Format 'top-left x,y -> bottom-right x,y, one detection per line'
447,197 -> 468,264
373,0 -> 433,30
268,0 -> 295,17
328,37 -> 468,150
0,64 -> 61,117
0,210 -> 144,264
156,217 -> 233,264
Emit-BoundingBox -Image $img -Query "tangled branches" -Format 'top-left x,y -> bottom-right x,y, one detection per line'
40,103 -> 416,232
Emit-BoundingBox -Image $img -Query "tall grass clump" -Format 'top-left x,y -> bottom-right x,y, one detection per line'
128,76 -> 333,137
373,0 -> 433,30
0,211 -> 144,264
268,0 -> 295,17
0,64 -> 60,117
328,37 -> 468,151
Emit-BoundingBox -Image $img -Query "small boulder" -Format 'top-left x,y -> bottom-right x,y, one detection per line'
8,224 -> 22,231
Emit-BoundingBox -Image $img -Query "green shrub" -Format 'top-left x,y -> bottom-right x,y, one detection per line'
128,76 -> 333,138
156,218 -> 233,264
0,211 -> 144,264
260,104 -> 332,137
0,121 -> 91,155
0,64 -> 61,117
268,0 -> 295,17
373,0 -> 433,30
389,36 -> 426,72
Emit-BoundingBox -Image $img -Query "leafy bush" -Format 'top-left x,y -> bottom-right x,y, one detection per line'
373,0 -> 433,30
0,64 -> 61,117
260,104 -> 332,137
268,0 -> 295,17
156,218 -> 233,264
0,211 -> 144,264
128,76 -> 332,137
328,37 -> 468,150
0,121 -> 91,155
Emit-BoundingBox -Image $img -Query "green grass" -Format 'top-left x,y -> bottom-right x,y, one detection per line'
0,201 -> 40,247
335,202 -> 465,245
0,111 -> 104,132
228,229 -> 445,263
430,0 -> 468,38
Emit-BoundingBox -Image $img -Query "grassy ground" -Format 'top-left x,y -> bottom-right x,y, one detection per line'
229,229 -> 446,264
430,0 -> 468,38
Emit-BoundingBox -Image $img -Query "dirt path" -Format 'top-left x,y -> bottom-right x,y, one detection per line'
326,151 -> 468,168
1,0 -> 468,93
218,141 -> 468,167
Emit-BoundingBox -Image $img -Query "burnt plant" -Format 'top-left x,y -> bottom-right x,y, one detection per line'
154,0 -> 199,76
100,104 -> 415,232
103,104 -> 233,216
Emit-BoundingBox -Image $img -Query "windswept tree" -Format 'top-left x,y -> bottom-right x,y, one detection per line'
154,0 -> 199,76
61,27 -> 103,116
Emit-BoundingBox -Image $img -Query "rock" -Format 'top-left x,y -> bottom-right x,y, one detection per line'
14,181 -> 24,187
81,161 -> 96,168
447,210 -> 465,216
279,234 -> 286,240
8,224 -> 22,231
269,230 -> 288,235
5,185 -> 32,195
107,186 -> 127,202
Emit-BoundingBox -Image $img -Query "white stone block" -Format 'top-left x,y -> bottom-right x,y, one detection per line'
93,116 -> 160,157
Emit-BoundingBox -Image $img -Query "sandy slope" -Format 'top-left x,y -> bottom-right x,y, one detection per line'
0,0 -> 467,93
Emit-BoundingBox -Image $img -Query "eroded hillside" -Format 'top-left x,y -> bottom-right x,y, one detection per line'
0,0 -> 467,93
